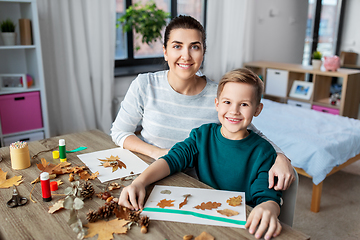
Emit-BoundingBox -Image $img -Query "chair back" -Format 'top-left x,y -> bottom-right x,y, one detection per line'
278,167 -> 298,227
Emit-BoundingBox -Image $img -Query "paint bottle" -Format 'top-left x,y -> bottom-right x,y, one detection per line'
59,139 -> 67,162
40,172 -> 52,202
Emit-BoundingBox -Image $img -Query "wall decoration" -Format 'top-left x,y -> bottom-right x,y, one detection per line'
0,74 -> 27,91
289,80 -> 314,100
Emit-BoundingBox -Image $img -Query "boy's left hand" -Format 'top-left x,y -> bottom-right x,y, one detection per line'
269,153 -> 295,190
245,201 -> 282,240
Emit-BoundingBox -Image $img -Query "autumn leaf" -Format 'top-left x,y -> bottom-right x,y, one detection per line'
48,199 -> 64,214
226,195 -> 242,206
179,194 -> 191,209
157,199 -> 175,208
116,160 -> 126,169
217,209 -> 239,217
108,182 -> 121,191
195,231 -> 215,240
84,218 -> 129,240
56,179 -> 63,186
160,189 -> 171,194
0,168 -> 23,188
99,155 -> 121,161
114,206 -> 131,220
194,201 -> 221,210
79,171 -> 99,181
37,158 -> 56,173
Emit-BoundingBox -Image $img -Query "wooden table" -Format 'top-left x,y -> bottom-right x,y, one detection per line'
0,130 -> 310,240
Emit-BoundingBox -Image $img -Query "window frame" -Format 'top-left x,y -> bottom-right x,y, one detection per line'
115,0 -> 207,69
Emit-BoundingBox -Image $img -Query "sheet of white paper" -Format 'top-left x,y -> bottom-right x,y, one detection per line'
143,185 -> 246,228
77,148 -> 149,183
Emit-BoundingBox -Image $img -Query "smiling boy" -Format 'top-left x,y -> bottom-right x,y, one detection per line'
119,68 -> 282,240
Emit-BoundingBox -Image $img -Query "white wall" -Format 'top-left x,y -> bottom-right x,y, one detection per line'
340,0 -> 360,65
252,0 -> 308,64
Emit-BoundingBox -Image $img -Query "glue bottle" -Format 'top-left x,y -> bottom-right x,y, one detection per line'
40,172 -> 52,202
59,139 -> 67,162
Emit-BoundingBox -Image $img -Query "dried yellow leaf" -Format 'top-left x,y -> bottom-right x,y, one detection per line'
48,199 -> 64,214
0,168 -> 23,188
226,195 -> 242,206
84,218 -> 129,240
217,209 -> 239,217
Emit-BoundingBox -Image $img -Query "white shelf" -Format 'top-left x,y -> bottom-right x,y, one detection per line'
0,0 -> 49,147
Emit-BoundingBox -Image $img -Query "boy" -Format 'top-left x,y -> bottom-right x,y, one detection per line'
119,68 -> 282,240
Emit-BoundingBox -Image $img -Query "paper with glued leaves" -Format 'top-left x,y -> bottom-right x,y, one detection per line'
142,186 -> 246,228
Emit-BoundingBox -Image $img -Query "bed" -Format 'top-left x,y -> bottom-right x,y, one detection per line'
252,99 -> 360,212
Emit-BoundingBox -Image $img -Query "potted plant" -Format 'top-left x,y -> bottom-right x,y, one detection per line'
1,18 -> 16,46
117,2 -> 170,51
312,50 -> 322,70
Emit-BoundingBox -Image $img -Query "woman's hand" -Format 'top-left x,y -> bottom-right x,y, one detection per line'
245,201 -> 282,239
268,153 -> 295,190
118,181 -> 146,211
150,148 -> 170,160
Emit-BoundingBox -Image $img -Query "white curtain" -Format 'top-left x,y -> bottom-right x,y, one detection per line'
37,0 -> 115,136
203,0 -> 254,82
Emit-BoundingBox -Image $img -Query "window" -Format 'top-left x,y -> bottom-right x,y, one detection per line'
302,0 -> 345,65
115,0 -> 206,69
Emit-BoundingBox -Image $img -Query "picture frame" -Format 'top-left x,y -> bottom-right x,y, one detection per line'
0,74 -> 27,91
289,80 -> 314,100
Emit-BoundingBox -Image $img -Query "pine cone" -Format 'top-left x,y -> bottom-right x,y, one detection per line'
86,210 -> 98,223
80,182 -> 95,199
129,210 -> 141,223
139,216 -> 150,227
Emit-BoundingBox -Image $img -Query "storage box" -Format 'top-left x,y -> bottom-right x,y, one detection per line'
287,99 -> 312,109
4,131 -> 44,146
0,91 -> 43,134
265,69 -> 289,97
312,105 -> 339,115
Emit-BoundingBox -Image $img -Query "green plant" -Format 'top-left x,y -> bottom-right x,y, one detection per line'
0,18 -> 16,32
312,51 -> 322,60
117,2 -> 170,51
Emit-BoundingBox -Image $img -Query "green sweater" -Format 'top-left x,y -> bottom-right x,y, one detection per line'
162,123 -> 282,207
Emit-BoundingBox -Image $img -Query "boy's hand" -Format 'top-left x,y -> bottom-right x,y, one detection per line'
118,182 -> 146,211
269,153 -> 295,190
245,201 -> 281,240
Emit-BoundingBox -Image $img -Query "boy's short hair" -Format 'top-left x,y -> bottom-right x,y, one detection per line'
217,68 -> 264,105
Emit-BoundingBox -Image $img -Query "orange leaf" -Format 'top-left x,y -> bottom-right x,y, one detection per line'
194,201 -> 221,210
0,168 -> 23,188
157,199 -> 175,208
217,209 -> 239,217
37,158 -> 56,173
179,194 -> 191,209
99,155 -> 121,162
195,231 -> 215,240
226,195 -> 242,206
48,199 -> 64,214
84,218 -> 129,240
114,206 -> 131,220
102,162 -> 112,168
116,160 -> 126,169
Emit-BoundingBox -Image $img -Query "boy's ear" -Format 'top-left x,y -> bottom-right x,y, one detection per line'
254,103 -> 263,117
215,98 -> 219,111
163,46 -> 168,61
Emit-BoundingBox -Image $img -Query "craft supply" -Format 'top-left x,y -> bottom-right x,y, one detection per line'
10,141 -> 31,170
7,185 -> 28,208
59,139 -> 67,162
40,172 -> 52,202
52,150 -> 59,159
50,181 -> 58,191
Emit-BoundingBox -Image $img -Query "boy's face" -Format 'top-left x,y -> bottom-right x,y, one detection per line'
215,82 -> 263,140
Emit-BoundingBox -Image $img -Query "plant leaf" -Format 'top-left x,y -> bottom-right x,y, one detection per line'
157,199 -> 175,208
48,199 -> 65,214
68,209 -> 78,225
84,219 -> 129,240
64,196 -> 74,210
0,168 -> 23,188
194,201 -> 222,210
73,197 -> 84,210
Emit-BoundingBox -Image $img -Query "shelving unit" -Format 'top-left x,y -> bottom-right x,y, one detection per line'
0,0 -> 49,147
244,61 -> 360,119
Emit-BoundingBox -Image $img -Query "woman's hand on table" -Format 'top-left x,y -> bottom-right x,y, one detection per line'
150,148 -> 169,160
268,153 -> 295,190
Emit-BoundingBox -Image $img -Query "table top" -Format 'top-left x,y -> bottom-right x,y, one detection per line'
0,129 -> 310,240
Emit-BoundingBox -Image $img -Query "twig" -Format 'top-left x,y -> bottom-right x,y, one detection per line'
32,145 -> 59,159
29,182 -> 37,203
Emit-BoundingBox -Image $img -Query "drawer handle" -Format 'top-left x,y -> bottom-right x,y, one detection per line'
19,138 -> 30,142
321,109 -> 329,113
14,97 -> 25,101
275,72 -> 280,74
296,104 -> 301,107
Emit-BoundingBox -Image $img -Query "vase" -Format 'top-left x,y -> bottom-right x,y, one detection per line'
312,59 -> 322,70
1,32 -> 17,46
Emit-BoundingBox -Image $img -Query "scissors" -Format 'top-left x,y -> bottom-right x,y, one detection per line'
7,185 -> 28,208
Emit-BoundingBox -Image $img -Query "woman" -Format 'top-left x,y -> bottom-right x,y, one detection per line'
111,15 -> 294,190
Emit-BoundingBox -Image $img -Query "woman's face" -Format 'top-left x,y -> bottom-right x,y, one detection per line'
163,28 -> 204,82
